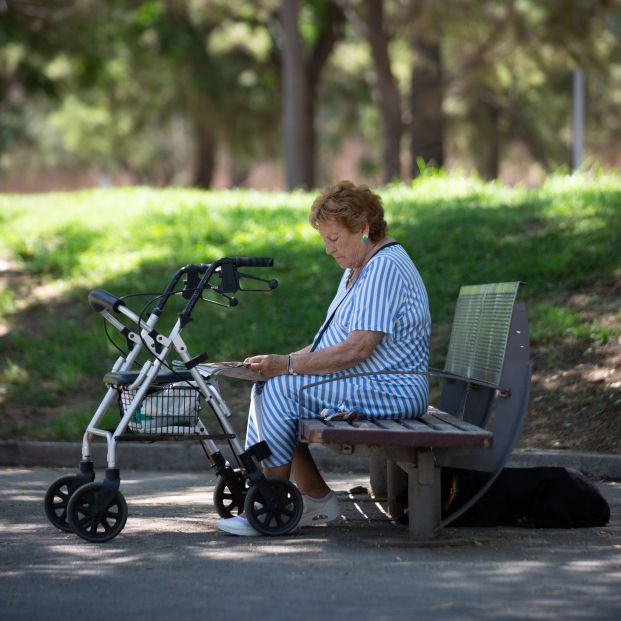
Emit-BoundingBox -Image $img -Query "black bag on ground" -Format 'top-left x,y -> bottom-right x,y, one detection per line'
440,466 -> 611,528
396,466 -> 610,528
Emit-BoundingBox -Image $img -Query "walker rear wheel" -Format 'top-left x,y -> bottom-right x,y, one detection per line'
213,471 -> 246,518
44,475 -> 77,532
244,478 -> 302,536
66,482 -> 128,543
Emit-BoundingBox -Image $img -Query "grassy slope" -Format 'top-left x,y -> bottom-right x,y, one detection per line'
0,172 -> 620,440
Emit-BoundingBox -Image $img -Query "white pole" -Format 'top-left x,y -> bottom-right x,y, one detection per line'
572,68 -> 585,171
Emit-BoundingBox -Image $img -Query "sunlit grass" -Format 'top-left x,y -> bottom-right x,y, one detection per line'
530,303 -> 619,345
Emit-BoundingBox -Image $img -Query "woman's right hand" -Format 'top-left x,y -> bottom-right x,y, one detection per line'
243,354 -> 288,379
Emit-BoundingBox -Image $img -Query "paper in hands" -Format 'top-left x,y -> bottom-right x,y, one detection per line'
194,361 -> 262,381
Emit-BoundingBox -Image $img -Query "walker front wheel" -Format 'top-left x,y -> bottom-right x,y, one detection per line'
66,482 -> 128,543
44,475 -> 77,532
244,478 -> 302,536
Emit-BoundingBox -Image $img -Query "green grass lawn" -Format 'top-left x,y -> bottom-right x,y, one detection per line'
1,171 -> 620,440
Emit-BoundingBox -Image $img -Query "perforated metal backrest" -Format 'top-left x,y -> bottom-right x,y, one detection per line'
444,282 -> 521,386
438,299 -> 531,473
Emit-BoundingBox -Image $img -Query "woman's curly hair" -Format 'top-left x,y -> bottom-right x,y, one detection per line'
309,180 -> 387,242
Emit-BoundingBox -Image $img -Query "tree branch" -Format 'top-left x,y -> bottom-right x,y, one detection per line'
308,1 -> 346,87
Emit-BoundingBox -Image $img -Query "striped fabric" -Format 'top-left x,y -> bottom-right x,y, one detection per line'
246,244 -> 431,467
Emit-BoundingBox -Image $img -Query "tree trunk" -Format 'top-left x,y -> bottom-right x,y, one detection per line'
410,37 -> 444,177
363,0 -> 402,183
471,95 -> 500,180
282,0 -> 315,190
194,121 -> 216,188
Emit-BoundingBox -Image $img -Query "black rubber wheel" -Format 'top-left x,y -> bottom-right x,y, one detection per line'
244,478 -> 302,536
66,482 -> 128,543
44,475 -> 77,532
213,472 -> 246,518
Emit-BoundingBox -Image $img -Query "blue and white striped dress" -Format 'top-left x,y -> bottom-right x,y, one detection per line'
246,243 -> 431,467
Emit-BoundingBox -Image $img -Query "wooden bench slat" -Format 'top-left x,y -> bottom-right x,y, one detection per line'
385,419 -> 431,432
394,417 -> 457,434
299,409 -> 492,449
399,415 -> 465,434
428,411 -> 463,429
351,420 -> 380,430
428,409 -> 488,435
356,414 -> 478,435
362,419 -> 412,432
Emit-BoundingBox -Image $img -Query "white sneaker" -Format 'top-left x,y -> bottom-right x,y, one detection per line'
217,515 -> 260,537
299,491 -> 341,527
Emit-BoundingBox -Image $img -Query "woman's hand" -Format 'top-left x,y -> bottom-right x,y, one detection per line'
243,354 -> 288,379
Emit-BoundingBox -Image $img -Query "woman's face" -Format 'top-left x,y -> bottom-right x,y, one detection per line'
318,219 -> 369,269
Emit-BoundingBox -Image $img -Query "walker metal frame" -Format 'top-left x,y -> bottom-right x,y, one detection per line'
44,257 -> 303,542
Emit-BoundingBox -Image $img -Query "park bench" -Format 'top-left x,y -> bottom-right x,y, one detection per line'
297,281 -> 532,539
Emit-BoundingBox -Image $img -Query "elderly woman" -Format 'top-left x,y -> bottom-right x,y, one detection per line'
218,180 -> 431,536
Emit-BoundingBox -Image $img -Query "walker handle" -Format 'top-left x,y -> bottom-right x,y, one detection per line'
231,257 -> 273,268
88,289 -> 126,313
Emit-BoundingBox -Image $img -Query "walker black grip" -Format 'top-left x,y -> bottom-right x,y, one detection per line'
88,289 -> 126,313
232,257 -> 273,268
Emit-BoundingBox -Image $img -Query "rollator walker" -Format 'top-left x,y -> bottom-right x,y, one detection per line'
44,257 -> 303,542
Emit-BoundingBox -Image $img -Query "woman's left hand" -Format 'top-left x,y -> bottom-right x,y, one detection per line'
243,354 -> 288,379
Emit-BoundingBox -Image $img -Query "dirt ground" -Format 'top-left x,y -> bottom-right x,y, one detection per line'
1,254 -> 620,453
518,278 -> 621,454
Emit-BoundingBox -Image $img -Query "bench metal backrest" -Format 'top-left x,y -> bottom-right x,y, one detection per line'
444,282 -> 520,385
437,282 -> 531,473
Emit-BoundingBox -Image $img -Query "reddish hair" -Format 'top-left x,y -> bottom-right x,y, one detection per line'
309,181 -> 387,242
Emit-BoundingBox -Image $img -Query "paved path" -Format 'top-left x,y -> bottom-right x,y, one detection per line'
1,467 -> 620,621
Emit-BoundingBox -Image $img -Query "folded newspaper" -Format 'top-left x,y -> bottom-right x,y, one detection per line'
173,360 -> 262,381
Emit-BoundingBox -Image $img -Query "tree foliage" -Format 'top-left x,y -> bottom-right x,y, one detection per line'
1,0 -> 620,188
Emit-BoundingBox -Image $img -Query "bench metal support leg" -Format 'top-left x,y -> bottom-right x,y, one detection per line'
368,452 -> 387,498
387,459 -> 408,519
404,451 -> 440,539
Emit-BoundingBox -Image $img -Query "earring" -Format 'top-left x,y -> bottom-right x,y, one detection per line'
362,234 -> 369,243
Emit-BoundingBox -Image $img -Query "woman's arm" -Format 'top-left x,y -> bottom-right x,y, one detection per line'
292,344 -> 312,356
291,330 -> 382,374
244,330 -> 383,378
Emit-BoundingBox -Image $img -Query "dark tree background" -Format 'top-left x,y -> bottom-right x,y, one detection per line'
1,0 -> 620,190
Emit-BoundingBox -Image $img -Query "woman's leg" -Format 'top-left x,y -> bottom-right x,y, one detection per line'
262,463 -> 291,480
262,446 -> 330,498
247,374 -> 357,495
290,444 -> 331,498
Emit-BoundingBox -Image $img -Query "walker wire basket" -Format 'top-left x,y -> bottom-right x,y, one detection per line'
117,383 -> 201,434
